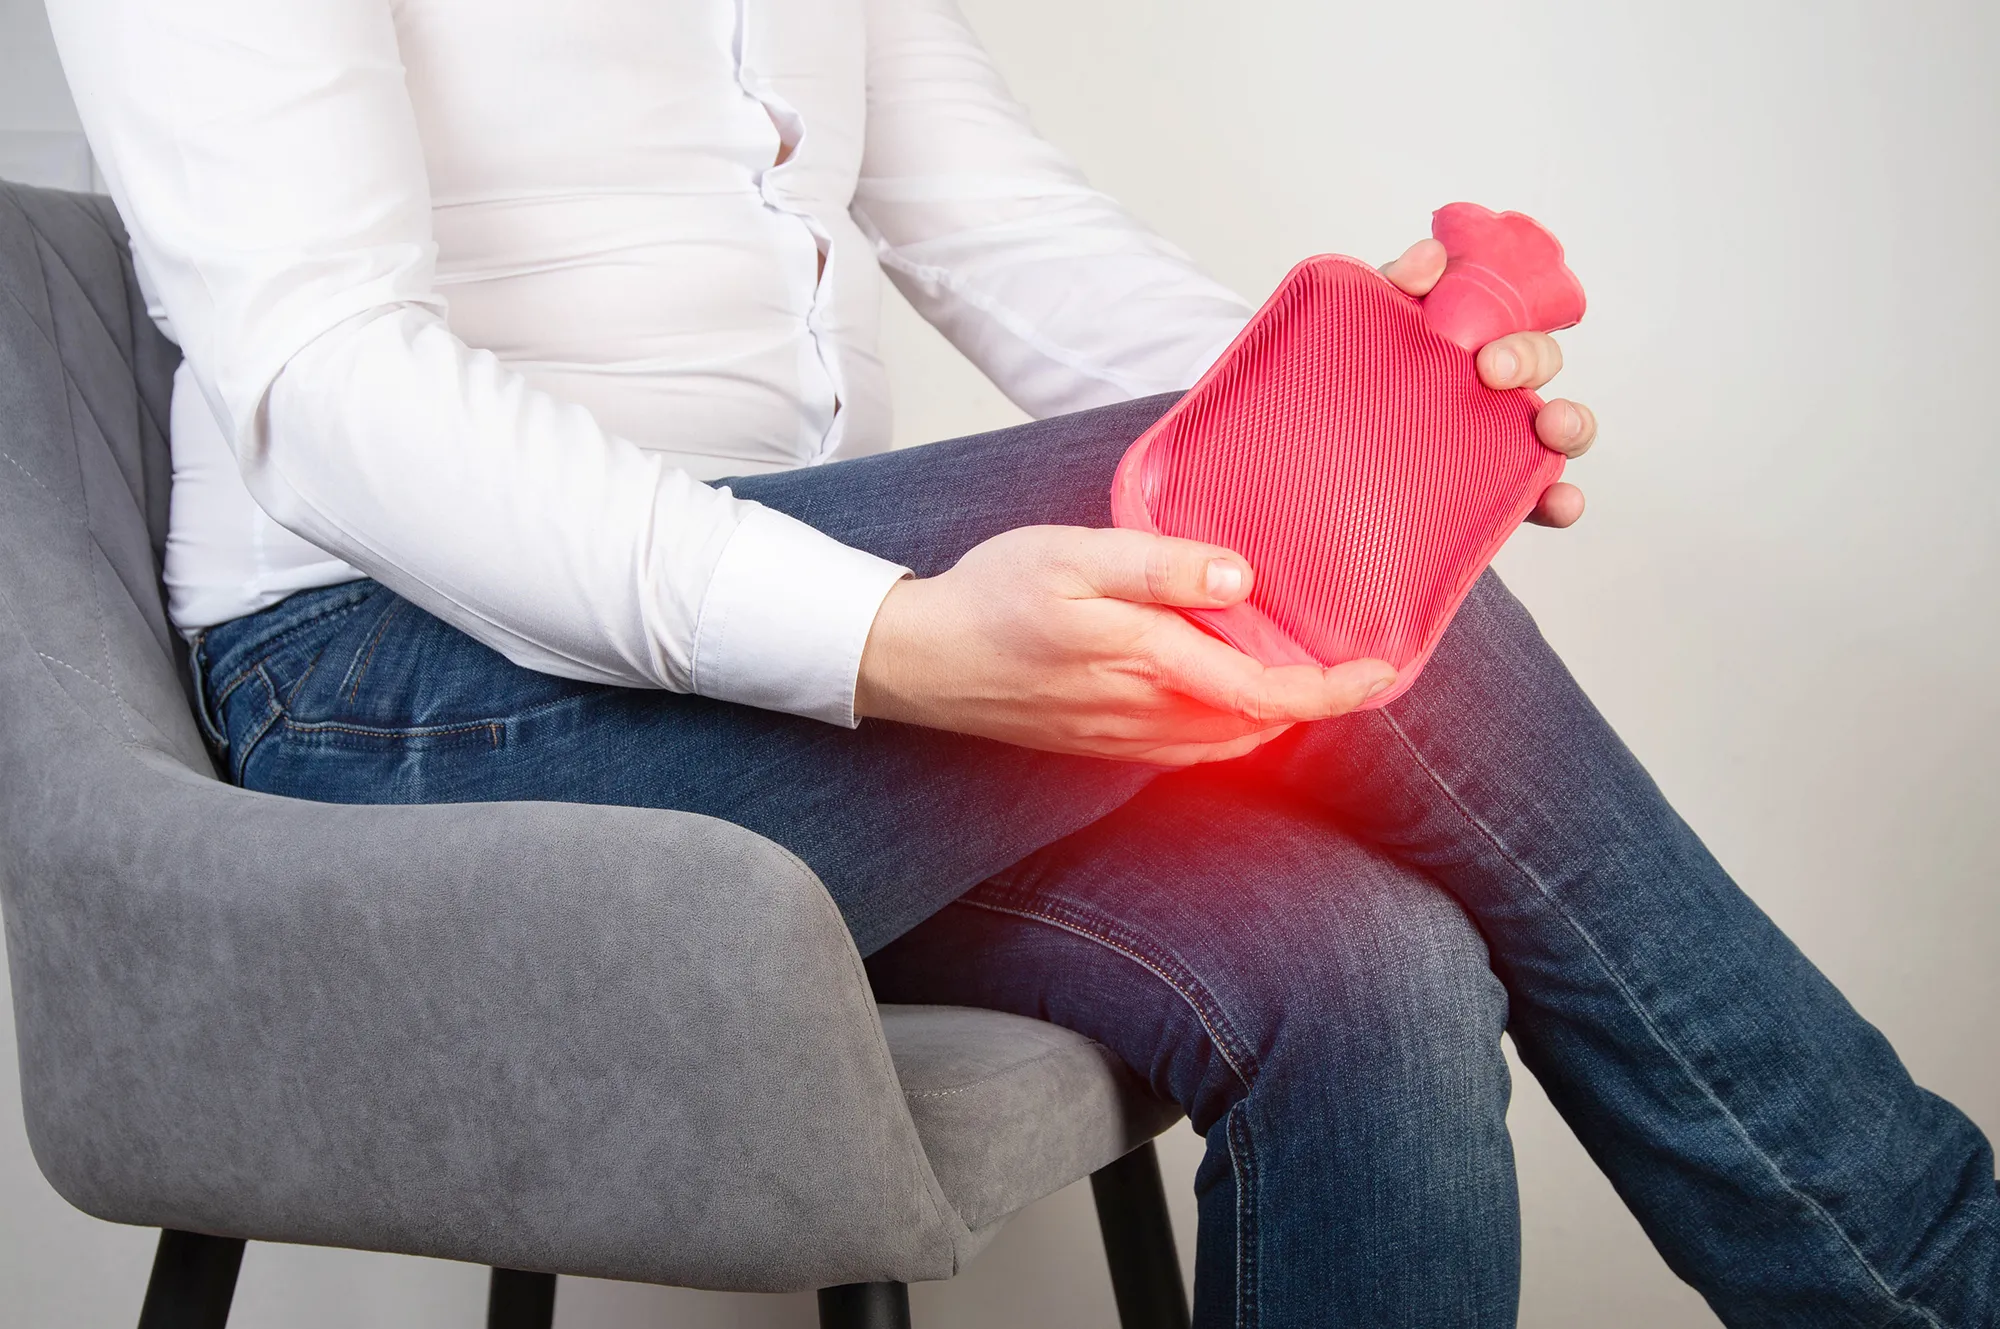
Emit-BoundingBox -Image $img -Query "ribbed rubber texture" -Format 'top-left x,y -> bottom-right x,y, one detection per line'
1110,254 -> 1562,707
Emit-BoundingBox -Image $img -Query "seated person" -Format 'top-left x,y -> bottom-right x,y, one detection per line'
48,0 -> 1996,1322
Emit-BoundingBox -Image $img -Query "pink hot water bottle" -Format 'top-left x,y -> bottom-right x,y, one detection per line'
1110,203 -> 1586,707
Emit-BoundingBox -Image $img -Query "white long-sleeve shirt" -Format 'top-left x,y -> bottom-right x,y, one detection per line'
46,0 -> 1252,724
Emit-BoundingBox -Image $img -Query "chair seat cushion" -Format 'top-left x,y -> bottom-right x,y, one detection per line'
879,1005 -> 1181,1232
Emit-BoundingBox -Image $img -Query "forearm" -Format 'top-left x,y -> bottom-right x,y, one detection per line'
260,309 -> 907,714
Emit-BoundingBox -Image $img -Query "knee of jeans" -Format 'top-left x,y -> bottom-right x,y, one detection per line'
1222,864 -> 1510,1125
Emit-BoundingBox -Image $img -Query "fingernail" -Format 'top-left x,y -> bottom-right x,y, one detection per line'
1205,560 -> 1243,599
1487,348 -> 1519,382
1562,401 -> 1585,439
1364,675 -> 1396,700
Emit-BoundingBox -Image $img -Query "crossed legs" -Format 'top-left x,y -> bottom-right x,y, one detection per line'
204,394 -> 1999,1326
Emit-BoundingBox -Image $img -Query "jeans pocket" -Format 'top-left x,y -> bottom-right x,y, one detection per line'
238,710 -> 505,802
276,715 -> 504,752
212,663 -> 284,786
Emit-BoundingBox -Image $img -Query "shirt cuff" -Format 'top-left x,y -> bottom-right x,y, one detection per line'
689,504 -> 912,727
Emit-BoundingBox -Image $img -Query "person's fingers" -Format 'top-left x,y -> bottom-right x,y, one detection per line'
1192,722 -> 1298,762
1380,238 -> 1447,298
1247,658 -> 1398,722
1478,331 -> 1564,390
1076,696 -> 1273,747
1153,626 -> 1395,724
1527,481 -> 1586,528
1534,398 -> 1597,457
1142,724 -> 1297,768
1064,528 -> 1254,608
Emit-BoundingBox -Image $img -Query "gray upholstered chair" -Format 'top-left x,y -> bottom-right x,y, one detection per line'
0,180 -> 1190,1329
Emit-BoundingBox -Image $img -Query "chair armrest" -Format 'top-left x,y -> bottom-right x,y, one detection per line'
4,752 -> 968,1291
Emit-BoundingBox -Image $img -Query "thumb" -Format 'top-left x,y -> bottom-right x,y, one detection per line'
1069,529 -> 1254,609
1380,237 -> 1447,298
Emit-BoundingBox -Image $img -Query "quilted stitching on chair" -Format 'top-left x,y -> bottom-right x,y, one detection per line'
0,184 -> 208,773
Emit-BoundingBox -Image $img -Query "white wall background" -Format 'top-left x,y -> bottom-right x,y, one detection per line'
4,0 -> 1997,1325
0,0 -> 89,188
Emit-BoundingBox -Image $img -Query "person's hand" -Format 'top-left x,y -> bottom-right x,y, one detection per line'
855,525 -> 1396,766
1381,238 -> 1599,527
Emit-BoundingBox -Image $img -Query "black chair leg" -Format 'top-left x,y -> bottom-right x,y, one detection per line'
817,1281 -> 911,1329
487,1268 -> 557,1329
136,1229 -> 245,1329
1091,1141 -> 1192,1329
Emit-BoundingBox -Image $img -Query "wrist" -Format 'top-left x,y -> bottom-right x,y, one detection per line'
855,576 -> 927,723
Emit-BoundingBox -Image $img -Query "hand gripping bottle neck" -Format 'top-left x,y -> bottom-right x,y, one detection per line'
1109,203 -> 1586,707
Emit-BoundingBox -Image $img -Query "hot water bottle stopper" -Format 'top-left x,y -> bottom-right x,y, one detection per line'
1109,202 -> 1586,708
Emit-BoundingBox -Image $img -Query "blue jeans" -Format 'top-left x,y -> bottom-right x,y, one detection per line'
195,396 -> 1997,1327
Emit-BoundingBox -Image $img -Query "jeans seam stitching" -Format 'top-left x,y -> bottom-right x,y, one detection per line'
452,688 -> 593,731
281,717 -> 504,745
285,598 -> 383,712
209,594 -> 374,707
212,665 -> 257,711
231,666 -> 285,784
955,896 -> 1258,1093
286,637 -> 337,709
1229,1102 -> 1257,1329
342,600 -> 408,703
313,685 -> 600,742
1377,708 -> 1951,1328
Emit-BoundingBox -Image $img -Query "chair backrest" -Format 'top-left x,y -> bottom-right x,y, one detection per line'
0,182 -> 211,779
